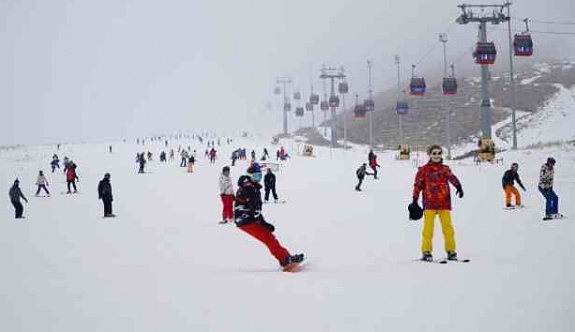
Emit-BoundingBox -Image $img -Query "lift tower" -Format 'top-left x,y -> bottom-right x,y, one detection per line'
320,66 -> 346,147
456,3 -> 509,139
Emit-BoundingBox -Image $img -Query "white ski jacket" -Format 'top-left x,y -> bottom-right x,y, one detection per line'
219,174 -> 234,195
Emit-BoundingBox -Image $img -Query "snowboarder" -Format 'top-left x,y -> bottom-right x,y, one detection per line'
538,157 -> 561,220
66,161 -> 79,193
502,162 -> 526,208
412,145 -> 463,262
98,173 -> 115,217
35,170 -> 50,196
219,166 -> 235,223
209,148 -> 217,164
234,163 -> 304,269
9,179 -> 28,218
368,150 -> 381,179
264,168 -> 279,202
355,163 -> 373,191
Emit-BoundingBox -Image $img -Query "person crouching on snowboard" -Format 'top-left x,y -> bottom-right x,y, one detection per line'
502,162 -> 526,208
412,145 -> 463,262
234,163 -> 303,268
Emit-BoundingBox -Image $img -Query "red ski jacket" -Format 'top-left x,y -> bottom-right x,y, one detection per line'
412,161 -> 461,210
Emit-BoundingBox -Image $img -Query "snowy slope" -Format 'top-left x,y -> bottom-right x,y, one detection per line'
1,108 -> 575,332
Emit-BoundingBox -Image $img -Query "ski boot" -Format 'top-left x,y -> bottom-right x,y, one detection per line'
421,251 -> 433,262
543,214 -> 553,220
280,253 -> 305,267
447,251 -> 458,261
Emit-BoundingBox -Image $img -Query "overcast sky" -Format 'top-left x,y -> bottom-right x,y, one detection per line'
1,0 -> 573,145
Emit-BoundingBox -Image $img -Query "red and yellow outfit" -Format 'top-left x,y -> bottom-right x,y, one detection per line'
413,161 -> 462,253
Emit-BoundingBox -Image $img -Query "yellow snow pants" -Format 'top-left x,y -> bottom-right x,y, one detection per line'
421,209 -> 456,253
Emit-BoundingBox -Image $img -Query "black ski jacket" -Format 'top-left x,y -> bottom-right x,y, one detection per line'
234,175 -> 264,226
264,172 -> 276,189
502,170 -> 525,190
98,178 -> 113,201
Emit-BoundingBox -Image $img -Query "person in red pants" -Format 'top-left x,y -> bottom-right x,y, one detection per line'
218,166 -> 235,223
234,163 -> 304,268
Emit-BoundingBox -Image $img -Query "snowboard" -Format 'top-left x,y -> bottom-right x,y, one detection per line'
416,257 -> 470,264
282,261 -> 307,272
542,213 -> 566,220
503,205 -> 525,210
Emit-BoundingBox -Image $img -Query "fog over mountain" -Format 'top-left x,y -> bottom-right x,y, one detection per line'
1,0 -> 574,145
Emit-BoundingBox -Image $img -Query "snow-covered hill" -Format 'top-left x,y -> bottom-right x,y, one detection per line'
1,116 -> 574,331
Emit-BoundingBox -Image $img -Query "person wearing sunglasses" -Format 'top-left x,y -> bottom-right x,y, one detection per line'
412,145 -> 464,262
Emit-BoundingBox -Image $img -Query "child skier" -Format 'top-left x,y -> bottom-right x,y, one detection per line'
219,166 -> 235,223
234,163 -> 303,270
355,163 -> 373,191
412,145 -> 464,262
66,161 -> 79,193
538,157 -> 562,220
35,170 -> 50,196
502,162 -> 526,208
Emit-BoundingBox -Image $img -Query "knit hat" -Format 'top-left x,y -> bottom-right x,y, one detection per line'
547,157 -> 556,165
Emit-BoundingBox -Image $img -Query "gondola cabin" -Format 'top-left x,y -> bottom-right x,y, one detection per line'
310,94 -> 320,105
442,77 -> 458,95
474,42 -> 497,65
409,77 -> 426,96
293,92 -> 301,100
295,107 -> 304,117
305,102 -> 313,111
513,34 -> 533,57
354,104 -> 366,118
396,101 -> 409,115
328,95 -> 340,108
364,99 -> 375,112
274,86 -> 281,95
320,100 -> 329,111
338,82 -> 349,94
283,102 -> 291,112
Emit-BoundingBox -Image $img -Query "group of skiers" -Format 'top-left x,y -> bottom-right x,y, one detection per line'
6,140 -> 564,270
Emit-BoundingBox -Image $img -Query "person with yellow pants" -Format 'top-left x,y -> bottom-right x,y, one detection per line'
412,145 -> 464,262
502,162 -> 526,208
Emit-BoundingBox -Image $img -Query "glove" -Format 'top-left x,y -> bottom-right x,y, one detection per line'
456,186 -> 464,198
260,220 -> 275,233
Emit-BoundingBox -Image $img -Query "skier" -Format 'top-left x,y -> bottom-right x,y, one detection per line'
98,173 -> 115,217
251,150 -> 256,161
219,166 -> 235,223
234,163 -> 304,269
264,168 -> 279,202
368,149 -> 381,179
66,161 -> 79,193
262,148 -> 269,161
35,170 -> 50,196
412,145 -> 463,262
160,151 -> 166,162
137,153 -> 146,174
502,162 -> 526,208
355,163 -> 373,191
209,148 -> 217,164
50,154 -> 60,173
187,154 -> 195,173
538,157 -> 561,220
9,179 -> 28,218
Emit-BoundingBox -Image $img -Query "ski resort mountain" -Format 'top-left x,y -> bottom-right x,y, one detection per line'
1,105 -> 574,331
297,60 -> 575,150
